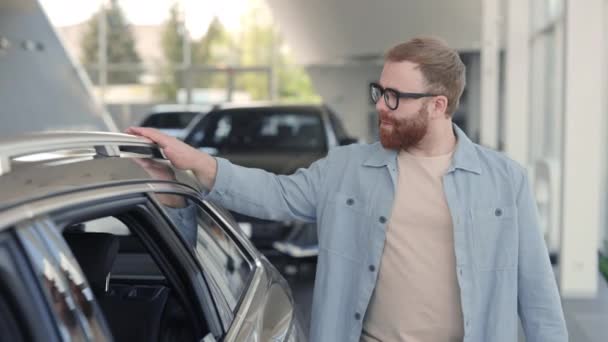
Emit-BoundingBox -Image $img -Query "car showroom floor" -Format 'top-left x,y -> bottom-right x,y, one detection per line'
541,271 -> 608,342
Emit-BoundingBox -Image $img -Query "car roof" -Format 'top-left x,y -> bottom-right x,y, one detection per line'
0,131 -> 199,211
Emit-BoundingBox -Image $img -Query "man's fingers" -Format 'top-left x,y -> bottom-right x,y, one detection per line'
126,126 -> 172,148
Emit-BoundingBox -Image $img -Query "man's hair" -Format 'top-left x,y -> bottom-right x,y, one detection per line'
385,36 -> 466,116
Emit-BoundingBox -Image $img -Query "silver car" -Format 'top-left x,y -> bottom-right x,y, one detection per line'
0,132 -> 305,342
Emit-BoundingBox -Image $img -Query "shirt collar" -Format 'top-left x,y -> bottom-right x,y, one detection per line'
450,124 -> 482,174
362,124 -> 482,175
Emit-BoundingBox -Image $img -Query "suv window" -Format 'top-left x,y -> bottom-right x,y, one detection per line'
142,112 -> 198,129
155,195 -> 253,312
191,108 -> 327,152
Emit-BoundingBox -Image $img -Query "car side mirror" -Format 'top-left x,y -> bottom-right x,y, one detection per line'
338,137 -> 358,146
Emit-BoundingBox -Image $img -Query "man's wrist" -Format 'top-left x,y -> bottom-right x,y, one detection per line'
193,154 -> 218,190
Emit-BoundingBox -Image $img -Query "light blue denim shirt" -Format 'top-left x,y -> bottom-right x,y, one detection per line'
206,125 -> 567,342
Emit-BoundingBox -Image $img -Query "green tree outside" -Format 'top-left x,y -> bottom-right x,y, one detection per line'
236,3 -> 319,102
155,4 -> 185,101
81,0 -> 142,85
155,0 -> 319,103
192,17 -> 236,89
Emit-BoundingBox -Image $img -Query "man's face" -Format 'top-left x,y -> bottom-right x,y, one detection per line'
376,60 -> 431,150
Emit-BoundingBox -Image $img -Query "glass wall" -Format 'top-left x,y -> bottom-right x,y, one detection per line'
529,0 -> 564,162
528,0 -> 565,254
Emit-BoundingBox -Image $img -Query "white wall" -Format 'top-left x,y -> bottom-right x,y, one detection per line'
559,0 -> 603,297
307,64 -> 383,142
266,0 -> 482,66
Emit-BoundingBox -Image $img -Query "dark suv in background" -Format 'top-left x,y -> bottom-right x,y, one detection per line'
141,104 -> 213,140
184,103 -> 357,269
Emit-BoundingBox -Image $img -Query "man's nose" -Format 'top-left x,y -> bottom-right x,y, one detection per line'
375,97 -> 390,114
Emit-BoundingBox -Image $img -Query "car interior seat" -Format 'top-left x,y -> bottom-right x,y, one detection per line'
64,232 -> 170,342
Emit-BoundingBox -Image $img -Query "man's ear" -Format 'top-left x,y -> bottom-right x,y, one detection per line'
430,95 -> 449,118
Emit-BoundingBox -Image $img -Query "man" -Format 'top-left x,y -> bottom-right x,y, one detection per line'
128,36 -> 567,341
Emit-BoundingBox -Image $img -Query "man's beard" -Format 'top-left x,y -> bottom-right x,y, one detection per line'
379,106 -> 429,150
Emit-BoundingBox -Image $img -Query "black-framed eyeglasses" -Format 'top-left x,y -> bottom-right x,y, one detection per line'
369,82 -> 439,110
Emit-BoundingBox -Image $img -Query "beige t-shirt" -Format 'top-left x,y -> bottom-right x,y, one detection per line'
361,149 -> 464,342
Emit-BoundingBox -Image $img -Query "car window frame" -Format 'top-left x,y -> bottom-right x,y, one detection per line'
148,189 -> 259,330
50,193 -> 225,340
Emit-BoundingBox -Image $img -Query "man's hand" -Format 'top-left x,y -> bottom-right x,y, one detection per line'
126,127 -> 218,189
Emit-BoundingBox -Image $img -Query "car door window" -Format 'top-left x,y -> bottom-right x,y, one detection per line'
17,224 -> 89,341
154,194 -> 253,312
0,229 -> 63,342
0,286 -> 25,342
54,205 -> 212,342
0,239 -> 28,342
34,220 -> 112,341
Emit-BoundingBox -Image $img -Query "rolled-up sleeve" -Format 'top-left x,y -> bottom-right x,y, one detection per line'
205,155 -> 328,223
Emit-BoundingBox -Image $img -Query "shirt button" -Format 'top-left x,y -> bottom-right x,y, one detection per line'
495,208 -> 502,217
379,216 -> 387,224
369,265 -> 376,272
354,312 -> 361,320
346,198 -> 355,206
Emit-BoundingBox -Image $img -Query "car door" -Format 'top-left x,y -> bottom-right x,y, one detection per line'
48,191 -> 224,342
2,184 -> 226,342
0,228 -> 59,342
149,187 -> 300,341
149,189 -> 254,331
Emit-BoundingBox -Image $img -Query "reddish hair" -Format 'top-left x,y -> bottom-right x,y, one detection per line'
385,36 -> 466,115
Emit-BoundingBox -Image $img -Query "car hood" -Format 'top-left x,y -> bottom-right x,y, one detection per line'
216,151 -> 325,175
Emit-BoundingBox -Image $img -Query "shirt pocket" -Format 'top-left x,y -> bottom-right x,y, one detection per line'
471,205 -> 518,271
319,192 -> 369,260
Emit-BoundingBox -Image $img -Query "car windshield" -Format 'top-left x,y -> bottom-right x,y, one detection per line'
141,112 -> 198,129
198,108 -> 326,152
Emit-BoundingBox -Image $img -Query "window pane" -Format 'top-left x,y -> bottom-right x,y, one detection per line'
156,195 -> 253,312
201,109 -> 327,151
141,112 -> 198,129
18,227 -> 88,341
